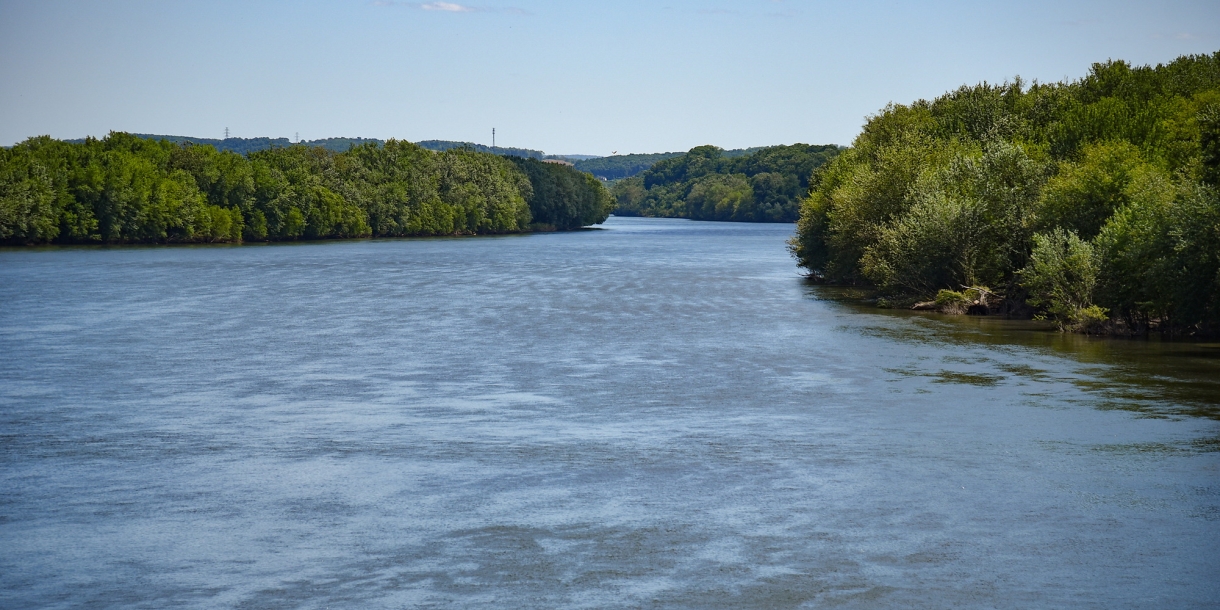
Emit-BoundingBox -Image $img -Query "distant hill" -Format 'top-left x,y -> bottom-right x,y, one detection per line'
551,154 -> 601,161
612,143 -> 844,222
56,133 -> 764,182
414,140 -> 548,159
64,134 -> 382,154
64,134 -> 289,154
573,153 -> 684,180
62,134 -> 557,158
573,147 -> 771,181
723,147 -> 768,158
307,137 -> 386,152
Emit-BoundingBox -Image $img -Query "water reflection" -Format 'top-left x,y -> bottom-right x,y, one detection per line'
812,285 -> 1220,421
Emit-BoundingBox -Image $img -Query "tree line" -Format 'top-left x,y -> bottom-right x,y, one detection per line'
611,144 -> 843,222
573,152 -> 685,180
0,133 -> 612,244
64,134 -> 387,156
790,51 -> 1220,336
66,134 -> 556,159
414,140 -> 547,159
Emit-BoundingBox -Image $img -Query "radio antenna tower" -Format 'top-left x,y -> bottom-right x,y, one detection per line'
295,132 -> 299,143
492,128 -> 496,150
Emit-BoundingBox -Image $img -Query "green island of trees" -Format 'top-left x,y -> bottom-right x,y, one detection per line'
612,144 -> 843,222
0,133 -> 613,244
791,51 -> 1220,336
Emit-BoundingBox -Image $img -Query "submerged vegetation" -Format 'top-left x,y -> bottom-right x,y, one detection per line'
612,144 -> 842,222
0,133 -> 612,244
791,51 -> 1220,336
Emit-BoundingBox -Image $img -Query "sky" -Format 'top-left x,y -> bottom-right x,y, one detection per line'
1,1 -> 1217,155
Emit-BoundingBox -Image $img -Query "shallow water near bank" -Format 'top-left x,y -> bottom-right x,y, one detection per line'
1,216 -> 1217,608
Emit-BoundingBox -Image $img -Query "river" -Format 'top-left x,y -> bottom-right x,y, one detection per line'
1,216 -> 1217,608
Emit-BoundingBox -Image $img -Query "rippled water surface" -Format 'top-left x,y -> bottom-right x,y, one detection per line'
2,217 -> 1218,608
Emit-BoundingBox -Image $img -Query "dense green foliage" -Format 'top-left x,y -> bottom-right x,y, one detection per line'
1021,229 -> 1108,330
791,52 -> 1220,335
0,133 -> 611,244
612,144 -> 843,222
64,134 -> 554,159
573,152 -> 684,180
65,134 -> 385,155
415,140 -> 546,159
506,157 -> 613,230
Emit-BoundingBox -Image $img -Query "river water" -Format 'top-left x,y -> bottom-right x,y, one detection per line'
1,217 -> 1217,608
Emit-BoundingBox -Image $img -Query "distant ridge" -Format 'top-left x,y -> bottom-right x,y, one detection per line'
58,133 -> 781,180
414,140 -> 547,159
63,134 -> 381,155
572,152 -> 684,180
571,148 -> 768,181
63,133 -> 563,159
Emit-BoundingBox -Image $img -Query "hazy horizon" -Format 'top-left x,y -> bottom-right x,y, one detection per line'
2,0 -> 1217,154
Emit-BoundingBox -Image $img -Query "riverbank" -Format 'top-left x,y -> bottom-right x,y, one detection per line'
811,281 -> 1220,339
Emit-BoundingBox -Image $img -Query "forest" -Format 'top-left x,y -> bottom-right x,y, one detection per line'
414,140 -> 547,159
612,144 -> 843,222
0,133 -> 612,244
65,134 -> 387,155
790,51 -> 1220,336
506,157 -> 614,230
573,152 -> 685,180
66,134 -> 556,159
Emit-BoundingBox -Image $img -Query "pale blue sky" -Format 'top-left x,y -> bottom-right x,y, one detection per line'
1,0 -> 1217,154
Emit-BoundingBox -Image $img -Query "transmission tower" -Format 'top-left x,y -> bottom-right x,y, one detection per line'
224,127 -> 230,139
492,127 -> 496,150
